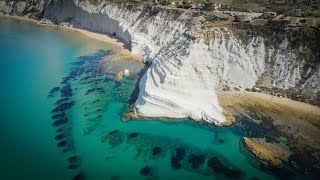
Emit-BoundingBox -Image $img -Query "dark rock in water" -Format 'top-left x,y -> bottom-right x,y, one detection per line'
55,98 -> 69,105
60,84 -> 73,97
108,130 -> 118,135
288,151 -> 319,174
260,164 -> 293,178
80,74 -> 97,81
57,140 -> 68,147
56,126 -> 70,133
152,146 -> 162,156
63,147 -> 74,153
109,176 -> 119,180
55,133 -> 65,140
51,101 -> 74,113
249,112 -> 261,120
171,148 -> 186,169
104,133 -> 124,148
234,115 -> 281,143
140,166 -> 152,176
53,117 -> 69,126
62,148 -> 72,153
85,88 -> 105,95
208,157 -> 226,172
129,132 -> 139,139
171,156 -> 182,169
175,148 -> 186,159
225,170 -> 244,179
219,139 -> 224,143
97,115 -> 102,118
52,112 -> 66,119
69,156 -> 80,164
207,157 -> 243,179
72,60 -> 86,66
97,109 -> 103,112
49,87 -> 60,95
73,172 -> 85,180
188,154 -> 206,169
92,99 -> 101,104
68,164 -> 80,170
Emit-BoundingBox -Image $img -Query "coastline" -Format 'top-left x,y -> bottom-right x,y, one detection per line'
0,14 -> 142,61
218,91 -> 320,127
123,91 -> 320,126
2,14 -> 319,127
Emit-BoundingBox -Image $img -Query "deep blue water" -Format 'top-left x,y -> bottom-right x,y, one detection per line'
0,17 -> 302,180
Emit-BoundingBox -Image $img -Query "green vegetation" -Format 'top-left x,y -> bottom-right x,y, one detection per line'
247,0 -> 320,17
203,14 -> 228,22
234,20 -> 320,62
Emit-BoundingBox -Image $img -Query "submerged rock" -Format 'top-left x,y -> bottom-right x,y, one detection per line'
129,132 -> 139,139
69,155 -> 80,164
108,130 -> 118,135
242,137 -> 291,168
171,156 -> 182,169
55,98 -> 69,105
52,117 -> 69,127
57,140 -> 68,147
188,154 -> 206,169
73,172 -> 85,180
49,86 -> 60,95
152,146 -> 162,156
55,133 -> 65,140
122,112 -> 141,120
60,84 -> 73,97
207,157 -> 243,179
68,164 -> 80,170
51,101 -> 74,113
52,112 -> 66,119
140,166 -> 152,176
171,148 -> 186,169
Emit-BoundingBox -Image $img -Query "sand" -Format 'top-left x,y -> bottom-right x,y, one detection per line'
3,15 -> 318,127
218,91 -> 320,127
242,137 -> 291,167
0,14 -> 142,61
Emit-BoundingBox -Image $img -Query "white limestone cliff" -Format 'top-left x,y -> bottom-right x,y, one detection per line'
1,0 -> 319,125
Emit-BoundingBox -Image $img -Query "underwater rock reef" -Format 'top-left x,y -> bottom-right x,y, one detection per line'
1,0 -> 319,124
101,129 -> 245,179
48,50 -> 111,173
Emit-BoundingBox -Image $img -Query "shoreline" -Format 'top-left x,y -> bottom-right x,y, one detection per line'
0,14 -> 142,61
124,90 -> 320,127
2,14 -> 319,127
218,91 -> 320,127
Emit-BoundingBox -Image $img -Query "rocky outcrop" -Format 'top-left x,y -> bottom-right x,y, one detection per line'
242,137 -> 291,168
0,0 -> 44,19
1,0 -> 319,125
122,112 -> 141,121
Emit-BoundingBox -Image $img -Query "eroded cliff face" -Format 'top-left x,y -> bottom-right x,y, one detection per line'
1,0 -> 319,124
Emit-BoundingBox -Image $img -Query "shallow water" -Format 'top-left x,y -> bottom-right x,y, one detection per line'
0,17 -> 300,180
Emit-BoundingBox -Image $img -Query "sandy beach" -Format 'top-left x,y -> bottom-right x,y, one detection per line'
218,91 -> 320,127
2,14 -> 319,127
0,14 -> 142,61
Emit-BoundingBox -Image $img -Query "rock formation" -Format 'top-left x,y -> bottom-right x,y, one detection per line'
1,0 -> 319,125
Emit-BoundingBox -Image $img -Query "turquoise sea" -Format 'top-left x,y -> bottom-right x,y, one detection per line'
0,17 -> 302,180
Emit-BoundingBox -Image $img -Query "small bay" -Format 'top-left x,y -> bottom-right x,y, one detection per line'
0,17 -> 288,180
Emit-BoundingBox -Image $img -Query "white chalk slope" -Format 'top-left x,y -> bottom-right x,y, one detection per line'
2,0 -> 319,125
